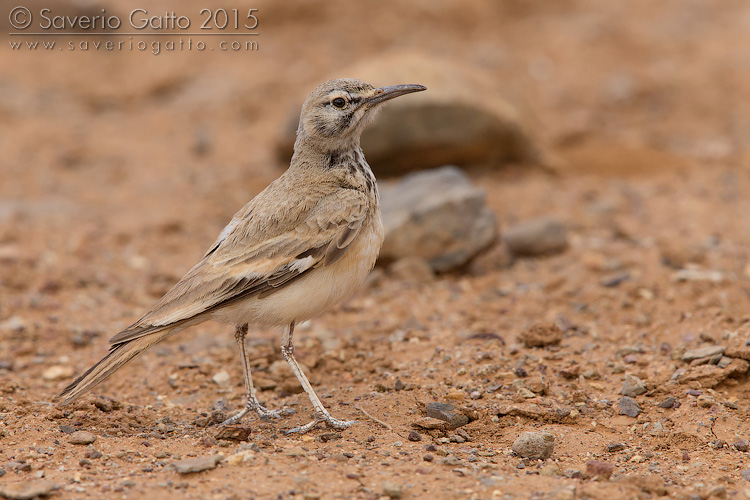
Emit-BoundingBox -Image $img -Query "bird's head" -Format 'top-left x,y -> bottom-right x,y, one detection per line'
295,78 -> 426,151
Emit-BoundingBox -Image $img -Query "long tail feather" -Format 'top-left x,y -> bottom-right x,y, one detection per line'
56,327 -> 177,405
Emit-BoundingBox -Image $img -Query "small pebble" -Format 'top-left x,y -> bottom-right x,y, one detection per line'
212,371 -> 231,387
68,431 -> 97,445
696,395 -> 715,408
606,443 -> 625,453
733,440 -> 749,452
424,402 -> 469,428
42,365 -> 74,381
503,216 -> 568,257
682,345 -> 725,361
423,454 -> 434,462
621,374 -> 647,397
686,389 -> 703,396
381,481 -> 403,499
586,460 -> 614,480
169,454 -> 223,474
658,396 -> 677,409
511,432 -> 555,460
407,430 -> 422,442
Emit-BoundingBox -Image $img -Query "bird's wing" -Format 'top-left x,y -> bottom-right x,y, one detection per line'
109,189 -> 369,345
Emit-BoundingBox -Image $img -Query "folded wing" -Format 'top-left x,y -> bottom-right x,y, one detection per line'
109,189 -> 369,345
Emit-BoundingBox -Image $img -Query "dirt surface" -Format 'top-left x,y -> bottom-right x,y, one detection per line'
2,1 -> 750,498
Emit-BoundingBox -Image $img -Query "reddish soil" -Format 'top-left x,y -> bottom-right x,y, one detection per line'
2,1 -> 750,499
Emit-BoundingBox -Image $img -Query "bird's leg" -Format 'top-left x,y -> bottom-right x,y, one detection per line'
280,321 -> 356,434
221,323 -> 283,426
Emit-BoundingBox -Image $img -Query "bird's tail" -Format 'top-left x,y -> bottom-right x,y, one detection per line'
56,327 -> 178,405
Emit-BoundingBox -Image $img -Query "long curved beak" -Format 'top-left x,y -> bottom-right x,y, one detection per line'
366,84 -> 426,106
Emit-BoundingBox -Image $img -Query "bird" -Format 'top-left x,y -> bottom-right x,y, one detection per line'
57,78 -> 427,434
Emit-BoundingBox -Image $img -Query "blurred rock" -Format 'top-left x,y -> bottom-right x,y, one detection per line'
511,431 -> 555,460
212,371 -> 231,387
381,481 -> 403,499
214,426 -> 252,442
659,240 -> 706,269
503,216 -> 568,257
0,316 -> 25,333
621,374 -> 647,397
169,454 -> 223,474
518,322 -> 562,348
682,345 -> 725,361
379,166 -> 497,272
0,479 -> 57,500
671,268 -> 724,283
276,54 -> 543,176
586,460 -> 614,480
388,256 -> 435,283
42,365 -> 74,381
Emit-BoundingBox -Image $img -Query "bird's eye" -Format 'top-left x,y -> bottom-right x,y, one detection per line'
331,97 -> 347,109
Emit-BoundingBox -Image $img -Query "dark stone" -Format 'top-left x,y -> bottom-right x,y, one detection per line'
618,396 -> 641,418
658,396 -> 677,409
424,402 -> 469,428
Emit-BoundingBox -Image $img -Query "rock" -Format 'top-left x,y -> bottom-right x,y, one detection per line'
169,454 -> 223,474
725,339 -> 750,360
540,463 -> 562,477
381,480 -> 403,499
41,365 -> 74,381
276,54 -> 543,176
618,396 -> 641,418
524,377 -> 547,395
511,431 -> 555,460
606,443 -> 625,453
0,316 -> 25,333
658,240 -> 706,269
617,473 -> 667,496
679,358 -> 750,388
0,480 -> 57,499
68,431 -> 97,445
717,356 -> 732,369
517,388 -> 536,399
518,322 -> 563,348
658,396 -> 677,408
733,439 -> 749,452
696,395 -> 715,408
671,269 -> 724,283
742,469 -> 750,482
423,402 -> 470,429
682,345 -> 725,361
379,166 -> 497,271
407,430 -> 422,442
214,426 -> 252,442
388,256 -> 435,283
621,374 -> 647,397
212,370 -> 231,387
548,486 -> 576,500
503,216 -> 568,257
586,460 -> 614,480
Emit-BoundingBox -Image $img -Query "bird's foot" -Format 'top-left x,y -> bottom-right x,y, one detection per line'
283,412 -> 356,435
219,400 -> 292,426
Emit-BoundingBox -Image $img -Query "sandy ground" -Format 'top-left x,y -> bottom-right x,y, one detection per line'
2,0 -> 750,498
